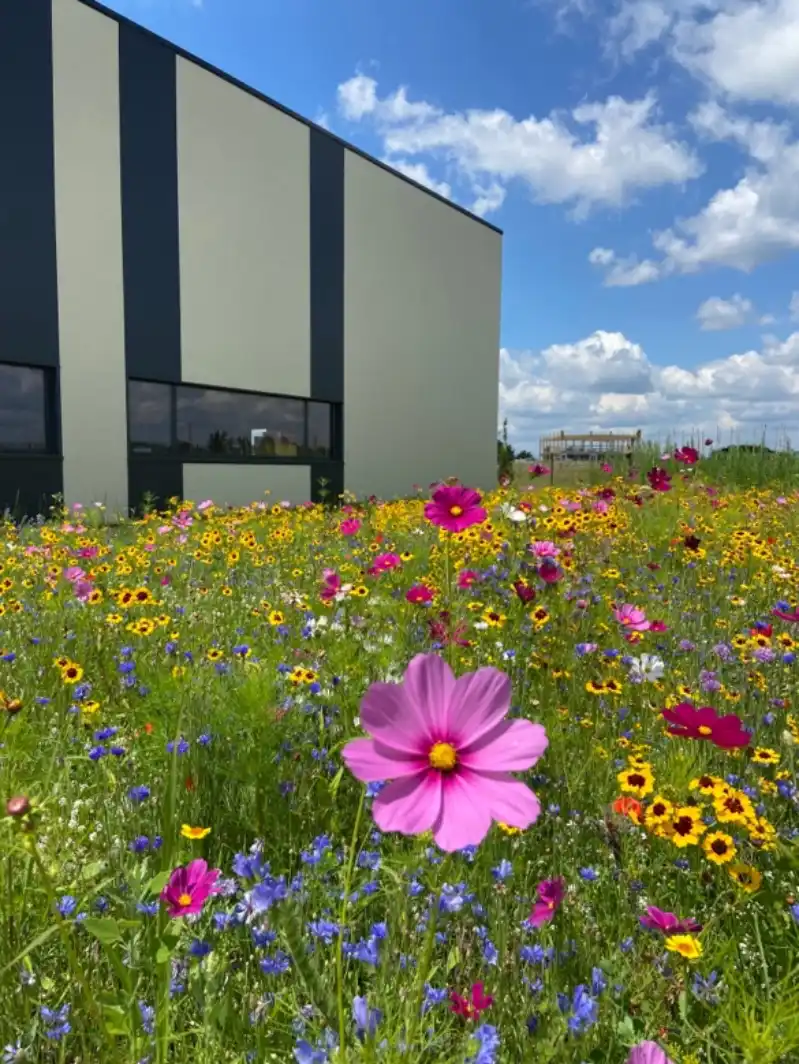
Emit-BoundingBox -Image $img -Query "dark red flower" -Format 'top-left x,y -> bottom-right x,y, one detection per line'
427,610 -> 471,647
674,446 -> 699,465
450,982 -> 493,1021
647,467 -> 672,492
513,579 -> 536,604
683,535 -> 701,551
662,702 -> 751,749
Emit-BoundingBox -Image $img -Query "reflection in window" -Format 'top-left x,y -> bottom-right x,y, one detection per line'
176,387 -> 305,457
0,364 -> 49,452
127,379 -> 340,461
128,381 -> 172,454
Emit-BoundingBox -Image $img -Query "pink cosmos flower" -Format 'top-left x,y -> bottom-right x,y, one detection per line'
406,584 -> 434,604
528,540 -> 559,559
342,654 -> 548,852
457,569 -> 480,590
424,485 -> 487,533
340,518 -> 361,536
73,579 -> 94,603
626,1041 -> 675,1064
600,462 -> 613,473
63,566 -> 85,584
160,859 -> 221,918
197,499 -> 213,512
368,552 -> 401,576
614,604 -> 651,632
773,606 -> 799,623
526,877 -> 565,928
320,569 -> 342,602
528,464 -> 550,478
674,446 -> 699,465
640,906 -> 702,934
450,982 -> 493,1021
592,500 -> 609,514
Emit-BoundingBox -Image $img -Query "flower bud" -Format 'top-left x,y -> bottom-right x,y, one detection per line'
5,795 -> 30,818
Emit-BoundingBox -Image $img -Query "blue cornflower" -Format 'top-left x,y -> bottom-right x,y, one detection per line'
56,896 -> 77,918
357,850 -> 381,871
791,903 -> 799,924
94,726 -> 118,741
422,985 -> 449,1013
467,1024 -> 500,1064
579,867 -> 599,881
138,1002 -> 155,1035
127,785 -> 150,803
166,738 -> 190,755
88,746 -> 107,761
248,876 -> 288,913
259,950 -> 291,975
591,967 -> 607,995
2,1041 -> 25,1064
301,835 -> 331,866
352,996 -> 382,1039
566,985 -> 598,1034
308,919 -> 339,944
346,937 -> 379,966
483,940 -> 499,965
136,902 -> 159,916
491,859 -> 513,882
129,836 -> 150,853
189,939 -> 212,958
293,1040 -> 328,1064
692,970 -> 721,1005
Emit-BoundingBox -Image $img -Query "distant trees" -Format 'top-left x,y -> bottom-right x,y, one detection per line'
497,419 -> 532,480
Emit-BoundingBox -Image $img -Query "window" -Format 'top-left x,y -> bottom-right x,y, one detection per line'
127,380 -> 340,461
128,381 -> 172,455
0,363 -> 53,453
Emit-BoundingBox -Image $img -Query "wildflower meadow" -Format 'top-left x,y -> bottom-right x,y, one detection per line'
2,450 -> 799,1064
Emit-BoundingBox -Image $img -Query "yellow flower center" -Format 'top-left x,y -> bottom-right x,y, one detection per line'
698,725 -> 712,736
177,892 -> 192,907
449,505 -> 463,516
429,742 -> 458,772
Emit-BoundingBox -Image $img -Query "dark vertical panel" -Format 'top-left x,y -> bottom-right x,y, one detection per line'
0,458 -> 63,520
129,459 -> 184,513
119,24 -> 182,383
310,460 -> 343,505
0,0 -> 60,368
309,130 -> 344,404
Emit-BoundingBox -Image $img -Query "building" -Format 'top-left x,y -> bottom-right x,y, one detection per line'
540,431 -> 642,463
0,0 -> 502,517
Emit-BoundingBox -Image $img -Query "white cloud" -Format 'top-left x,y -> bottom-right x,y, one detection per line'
588,247 -> 662,286
591,103 -> 799,283
790,292 -> 799,320
336,74 -> 701,218
695,293 -> 752,330
382,159 -> 452,199
500,327 -> 799,450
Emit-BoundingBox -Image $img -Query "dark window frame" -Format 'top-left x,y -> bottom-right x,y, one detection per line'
126,378 -> 341,463
0,361 -> 60,458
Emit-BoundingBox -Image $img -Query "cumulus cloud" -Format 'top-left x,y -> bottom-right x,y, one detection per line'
336,73 -> 700,218
500,327 -> 799,451
695,293 -> 753,331
590,102 -> 799,283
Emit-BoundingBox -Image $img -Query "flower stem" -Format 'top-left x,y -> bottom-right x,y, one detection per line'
336,786 -> 366,1057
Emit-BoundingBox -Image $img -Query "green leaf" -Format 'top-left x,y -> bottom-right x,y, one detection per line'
0,925 -> 60,975
678,989 -> 689,1022
156,945 -> 172,964
446,945 -> 461,973
144,870 -> 170,897
82,918 -> 123,945
328,764 -> 345,797
101,1004 -> 130,1037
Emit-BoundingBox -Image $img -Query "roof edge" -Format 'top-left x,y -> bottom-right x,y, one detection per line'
76,0 -> 504,236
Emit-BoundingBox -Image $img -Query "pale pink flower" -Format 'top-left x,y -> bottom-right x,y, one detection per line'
626,1041 -> 674,1064
342,654 -> 547,852
614,604 -> 651,632
528,541 -> 560,559
63,566 -> 85,584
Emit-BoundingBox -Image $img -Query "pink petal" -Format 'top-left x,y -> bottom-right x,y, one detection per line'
459,719 -> 548,772
447,667 -> 511,747
431,770 -> 493,851
342,738 -> 427,782
372,771 -> 442,836
360,681 -> 427,755
401,653 -> 455,740
471,771 -> 541,828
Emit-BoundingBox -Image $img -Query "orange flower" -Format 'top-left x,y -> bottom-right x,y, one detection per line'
612,796 -> 642,824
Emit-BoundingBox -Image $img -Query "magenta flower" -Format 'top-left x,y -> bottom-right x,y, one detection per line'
339,518 -> 361,536
773,606 -> 799,624
640,906 -> 702,934
160,859 -> 221,918
342,654 -> 547,852
662,702 -> 751,749
320,569 -> 343,602
537,558 -> 562,584
450,981 -> 493,1021
367,552 -> 401,575
457,569 -> 480,589
406,584 -> 434,604
614,604 -> 651,632
626,1041 -> 675,1064
674,445 -> 699,465
424,485 -> 487,533
528,464 -> 550,478
526,877 -> 565,928
528,540 -> 559,559
647,467 -> 672,492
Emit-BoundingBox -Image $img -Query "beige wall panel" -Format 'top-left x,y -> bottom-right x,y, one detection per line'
343,152 -> 501,499
52,0 -> 128,516
182,463 -> 311,507
177,59 -> 311,397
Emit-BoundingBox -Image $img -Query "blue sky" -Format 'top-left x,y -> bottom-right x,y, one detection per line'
103,0 -> 799,450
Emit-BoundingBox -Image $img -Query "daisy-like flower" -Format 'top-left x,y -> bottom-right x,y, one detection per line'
662,702 -> 751,750
342,653 -> 548,852
424,486 -> 487,533
643,796 -> 674,827
703,831 -> 736,865
617,764 -> 655,799
665,934 -> 703,960
751,747 -> 780,766
728,863 -> 762,893
640,906 -> 702,934
160,859 -> 221,917
526,877 -> 565,928
663,806 -> 706,847
626,1041 -> 675,1064
181,825 -> 211,840
628,654 -> 665,683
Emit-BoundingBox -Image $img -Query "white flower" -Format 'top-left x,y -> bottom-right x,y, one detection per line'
500,502 -> 528,523
628,654 -> 665,683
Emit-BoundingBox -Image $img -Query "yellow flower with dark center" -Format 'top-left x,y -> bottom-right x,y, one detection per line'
482,609 -> 506,628
617,765 -> 654,799
181,825 -> 211,840
703,831 -> 736,865
61,663 -> 84,684
133,587 -> 152,605
586,680 -> 606,695
351,586 -> 369,598
728,863 -> 762,893
689,774 -> 722,796
206,648 -> 224,662
645,796 -> 674,826
268,610 -> 285,626
106,613 -> 123,626
605,678 -> 623,695
751,747 -> 779,766
665,806 -> 706,847
713,790 -> 754,826
665,934 -> 703,960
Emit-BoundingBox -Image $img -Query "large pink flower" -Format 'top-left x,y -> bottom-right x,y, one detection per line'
342,654 -> 547,852
160,859 -> 221,918
614,604 -> 651,632
424,485 -> 487,533
626,1042 -> 674,1064
662,702 -> 751,750
640,906 -> 702,934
